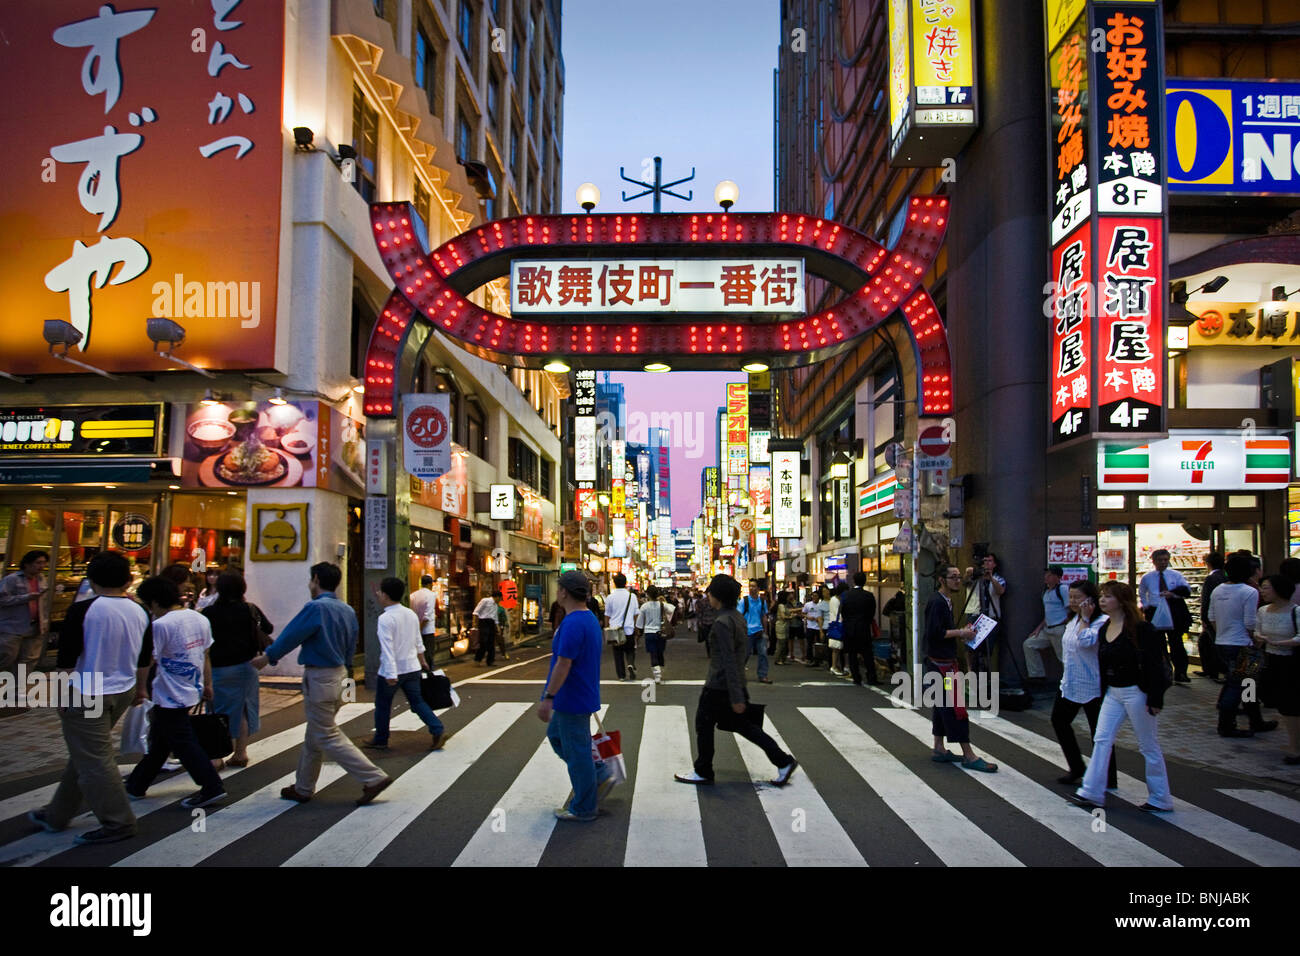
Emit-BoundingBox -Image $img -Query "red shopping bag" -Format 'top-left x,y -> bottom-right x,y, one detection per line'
591,715 -> 627,784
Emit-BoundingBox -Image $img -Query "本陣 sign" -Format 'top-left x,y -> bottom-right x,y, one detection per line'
0,404 -> 161,457
1185,304 -> 1300,344
1168,79 -> 1300,195
1096,217 -> 1163,435
1050,224 -> 1093,443
1099,433 -> 1291,490
0,1 -> 284,376
511,259 -> 804,314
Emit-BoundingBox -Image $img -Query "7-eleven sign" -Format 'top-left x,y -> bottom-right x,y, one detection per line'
1099,433 -> 1291,490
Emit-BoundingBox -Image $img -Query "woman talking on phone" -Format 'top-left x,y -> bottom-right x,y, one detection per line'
1073,580 -> 1172,812
1050,579 -> 1116,789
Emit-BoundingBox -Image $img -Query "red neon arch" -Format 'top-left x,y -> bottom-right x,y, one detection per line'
363,198 -> 952,417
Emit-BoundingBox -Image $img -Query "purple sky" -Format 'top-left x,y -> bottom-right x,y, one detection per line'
561,0 -> 777,523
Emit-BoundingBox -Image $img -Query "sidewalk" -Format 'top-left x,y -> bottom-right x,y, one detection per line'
1018,674 -> 1300,791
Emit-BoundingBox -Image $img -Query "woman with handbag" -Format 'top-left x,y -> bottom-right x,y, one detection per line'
635,585 -> 672,683
202,573 -> 272,768
125,576 -> 227,810
1209,552 -> 1276,737
773,591 -> 794,664
1073,580 -> 1173,812
1256,575 -> 1300,764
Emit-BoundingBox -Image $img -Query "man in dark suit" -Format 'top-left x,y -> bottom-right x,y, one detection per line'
838,571 -> 878,686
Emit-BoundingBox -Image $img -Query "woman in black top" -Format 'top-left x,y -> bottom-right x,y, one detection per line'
202,573 -> 272,767
1074,580 -> 1172,812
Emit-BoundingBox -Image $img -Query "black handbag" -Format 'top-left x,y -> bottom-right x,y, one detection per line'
420,671 -> 454,709
189,702 -> 233,759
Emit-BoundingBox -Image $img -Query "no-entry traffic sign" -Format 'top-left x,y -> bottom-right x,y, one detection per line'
918,425 -> 950,458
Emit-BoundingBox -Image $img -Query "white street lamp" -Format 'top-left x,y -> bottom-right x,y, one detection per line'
714,180 -> 739,211
576,182 -> 601,212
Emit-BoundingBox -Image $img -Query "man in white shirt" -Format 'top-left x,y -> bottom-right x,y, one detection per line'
604,573 -> 640,681
1139,549 -> 1192,684
473,590 -> 499,666
32,551 -> 149,846
803,590 -> 823,668
408,574 -> 437,658
363,577 -> 445,751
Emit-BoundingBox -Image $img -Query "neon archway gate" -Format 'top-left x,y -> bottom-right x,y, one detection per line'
361,197 -> 954,418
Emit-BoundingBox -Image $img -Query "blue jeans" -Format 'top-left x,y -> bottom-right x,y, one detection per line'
547,709 -> 609,816
373,671 -> 445,744
747,630 -> 769,680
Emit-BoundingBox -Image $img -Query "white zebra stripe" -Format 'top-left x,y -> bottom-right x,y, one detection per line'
624,706 -> 707,867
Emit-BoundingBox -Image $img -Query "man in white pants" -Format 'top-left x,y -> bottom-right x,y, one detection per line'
1024,565 -> 1069,681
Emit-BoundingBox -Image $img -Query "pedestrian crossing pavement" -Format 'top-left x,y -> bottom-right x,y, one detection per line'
1,693 -> 1298,868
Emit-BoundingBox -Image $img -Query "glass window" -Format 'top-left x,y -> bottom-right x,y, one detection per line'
540,458 -> 553,500
1097,494 -> 1126,509
509,126 -> 520,180
456,108 -> 472,162
1228,495 -> 1257,509
413,178 -> 431,239
169,495 -> 247,576
351,85 -> 379,201
458,2 -> 474,58
373,0 -> 384,16
415,28 -> 438,116
1137,495 -> 1214,509
466,400 -> 487,460
511,35 -> 521,78
487,71 -> 500,130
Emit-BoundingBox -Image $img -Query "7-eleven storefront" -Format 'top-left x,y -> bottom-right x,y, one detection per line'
1092,431 -> 1291,662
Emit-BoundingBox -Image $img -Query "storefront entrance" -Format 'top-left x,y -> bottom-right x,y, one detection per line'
2,501 -> 158,630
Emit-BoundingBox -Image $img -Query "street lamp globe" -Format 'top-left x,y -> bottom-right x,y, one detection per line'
576,182 -> 600,212
714,180 -> 739,211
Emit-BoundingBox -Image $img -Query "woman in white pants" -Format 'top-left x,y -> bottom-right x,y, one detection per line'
1073,580 -> 1173,813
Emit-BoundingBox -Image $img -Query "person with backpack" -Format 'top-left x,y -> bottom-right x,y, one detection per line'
1072,580 -> 1173,813
1025,565 -> 1071,682
741,580 -> 773,684
635,585 -> 674,683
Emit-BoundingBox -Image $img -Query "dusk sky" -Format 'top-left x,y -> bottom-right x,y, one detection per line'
561,0 -> 777,524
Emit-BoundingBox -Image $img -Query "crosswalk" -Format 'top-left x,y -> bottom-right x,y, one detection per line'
1,693 -> 1298,868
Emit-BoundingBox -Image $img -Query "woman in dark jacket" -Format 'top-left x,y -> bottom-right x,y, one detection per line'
1073,580 -> 1172,812
202,573 -> 272,767
674,574 -> 799,787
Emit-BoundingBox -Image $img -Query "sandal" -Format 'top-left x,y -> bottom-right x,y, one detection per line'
960,757 -> 998,773
931,751 -> 962,763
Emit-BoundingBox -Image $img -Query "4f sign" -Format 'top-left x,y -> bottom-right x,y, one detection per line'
1099,178 -> 1161,214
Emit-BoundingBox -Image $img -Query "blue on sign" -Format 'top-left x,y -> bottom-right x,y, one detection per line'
1167,78 -> 1300,195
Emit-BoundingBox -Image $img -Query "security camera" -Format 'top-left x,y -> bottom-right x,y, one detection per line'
146,317 -> 186,350
43,319 -> 83,351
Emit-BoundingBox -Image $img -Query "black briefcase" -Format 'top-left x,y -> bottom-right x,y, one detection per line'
189,703 -> 233,759
420,672 -> 454,709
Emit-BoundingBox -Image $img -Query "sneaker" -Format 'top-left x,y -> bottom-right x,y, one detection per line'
126,788 -> 148,802
627,665 -> 637,680
674,771 -> 713,785
161,758 -> 183,772
829,668 -> 842,676
652,666 -> 662,683
28,809 -> 63,833
1070,794 -> 1103,811
430,732 -> 447,751
74,825 -> 136,846
360,737 -> 390,751
553,808 -> 598,822
772,759 -> 799,787
180,789 -> 227,809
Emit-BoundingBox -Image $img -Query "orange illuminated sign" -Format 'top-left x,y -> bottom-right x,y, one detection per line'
0,1 -> 284,376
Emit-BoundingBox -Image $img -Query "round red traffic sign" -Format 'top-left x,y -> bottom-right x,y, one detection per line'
918,425 -> 950,457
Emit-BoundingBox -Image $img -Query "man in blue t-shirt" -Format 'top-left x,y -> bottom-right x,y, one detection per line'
741,580 -> 772,684
539,570 -> 613,822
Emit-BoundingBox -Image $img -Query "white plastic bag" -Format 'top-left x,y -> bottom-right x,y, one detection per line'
119,700 -> 152,757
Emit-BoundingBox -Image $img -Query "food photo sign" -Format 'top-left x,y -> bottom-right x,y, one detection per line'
181,399 -> 365,491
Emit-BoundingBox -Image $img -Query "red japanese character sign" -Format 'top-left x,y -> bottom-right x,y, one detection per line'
1049,223 -> 1093,444
1097,217 -> 1162,434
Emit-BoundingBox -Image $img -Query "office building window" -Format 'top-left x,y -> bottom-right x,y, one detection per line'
487,70 -> 500,131
508,437 -> 540,490
540,458 -> 552,500
466,400 -> 487,460
415,28 -> 437,116
511,35 -> 521,79
456,108 -> 472,162
351,84 -> 379,202
458,2 -> 474,59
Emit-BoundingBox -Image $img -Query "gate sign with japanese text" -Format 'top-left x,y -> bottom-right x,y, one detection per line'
511,260 -> 804,314
0,1 -> 284,376
402,394 -> 451,481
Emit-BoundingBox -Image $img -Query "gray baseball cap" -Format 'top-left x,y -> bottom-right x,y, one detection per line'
558,570 -> 590,600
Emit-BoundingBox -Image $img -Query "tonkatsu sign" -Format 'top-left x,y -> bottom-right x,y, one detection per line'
363,199 -> 955,417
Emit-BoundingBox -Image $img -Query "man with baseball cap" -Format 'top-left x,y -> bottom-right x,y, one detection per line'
539,570 -> 614,822
1024,565 -> 1070,683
